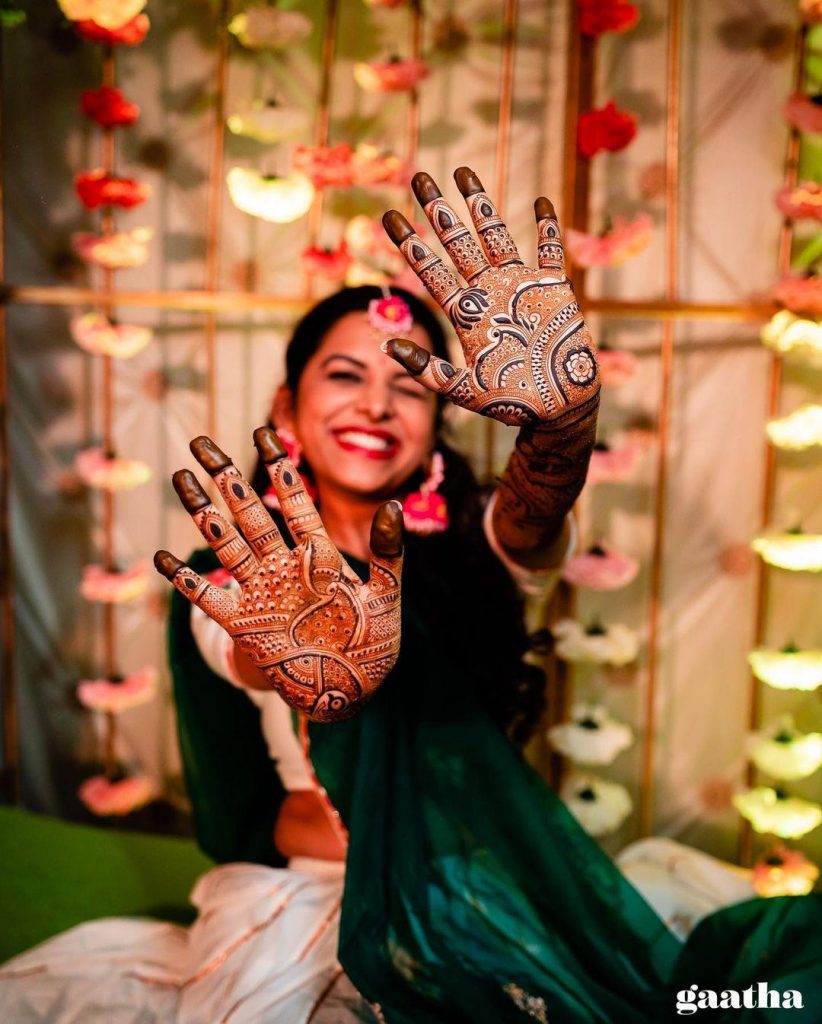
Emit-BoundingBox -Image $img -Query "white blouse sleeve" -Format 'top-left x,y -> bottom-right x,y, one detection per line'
482,491 -> 576,599
189,605 -> 313,792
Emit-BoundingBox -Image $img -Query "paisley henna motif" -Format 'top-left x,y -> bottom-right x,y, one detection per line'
382,168 -> 600,429
154,429 -> 403,722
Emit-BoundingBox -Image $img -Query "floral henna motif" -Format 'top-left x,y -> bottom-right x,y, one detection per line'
154,430 -> 403,722
382,169 -> 600,428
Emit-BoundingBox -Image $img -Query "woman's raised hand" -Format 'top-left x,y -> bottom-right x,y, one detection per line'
154,428 -> 403,722
382,167 -> 600,427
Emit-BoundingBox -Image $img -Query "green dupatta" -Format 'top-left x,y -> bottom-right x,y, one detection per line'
171,547 -> 822,1022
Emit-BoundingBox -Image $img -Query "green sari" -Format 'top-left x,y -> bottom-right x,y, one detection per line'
171,547 -> 822,1024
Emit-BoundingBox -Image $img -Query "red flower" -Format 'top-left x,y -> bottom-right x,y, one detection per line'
73,13 -> 149,45
75,169 -> 150,209
300,242 -> 352,281
81,86 -> 139,128
293,143 -> 356,188
577,0 -> 639,37
577,101 -> 637,157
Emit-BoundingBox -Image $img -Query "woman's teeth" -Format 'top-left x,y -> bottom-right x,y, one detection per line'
337,431 -> 392,451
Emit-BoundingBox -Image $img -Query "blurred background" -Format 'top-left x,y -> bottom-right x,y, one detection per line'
1,0 -> 820,887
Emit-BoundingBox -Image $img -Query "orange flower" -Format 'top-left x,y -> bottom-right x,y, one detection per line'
784,92 -> 822,134
567,214 -> 653,267
775,181 -> 822,222
772,276 -> 822,316
75,169 -> 150,209
80,563 -> 149,603
577,0 -> 639,37
80,85 -> 139,127
353,57 -> 430,93
300,242 -> 352,281
577,101 -> 637,157
73,13 -> 149,45
75,448 -> 151,490
72,227 -> 152,269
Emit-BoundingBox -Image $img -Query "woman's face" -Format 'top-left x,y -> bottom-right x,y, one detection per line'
287,310 -> 438,502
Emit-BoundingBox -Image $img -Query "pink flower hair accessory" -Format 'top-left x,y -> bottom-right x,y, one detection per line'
403,452 -> 449,535
368,293 -> 414,335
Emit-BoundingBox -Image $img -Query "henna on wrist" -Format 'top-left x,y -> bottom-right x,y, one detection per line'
493,393 -> 599,565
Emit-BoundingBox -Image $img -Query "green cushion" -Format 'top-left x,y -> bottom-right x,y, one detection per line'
0,807 -> 212,961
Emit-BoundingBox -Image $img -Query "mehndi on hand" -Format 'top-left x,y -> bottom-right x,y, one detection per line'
382,167 -> 600,428
155,428 -> 403,723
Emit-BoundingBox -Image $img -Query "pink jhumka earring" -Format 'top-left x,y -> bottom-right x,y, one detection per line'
263,426 -> 318,510
403,451 -> 449,534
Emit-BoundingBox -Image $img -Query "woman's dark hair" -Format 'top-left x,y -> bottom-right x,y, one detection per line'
252,285 -> 547,746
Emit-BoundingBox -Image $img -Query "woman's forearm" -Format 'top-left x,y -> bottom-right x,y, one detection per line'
492,394 -> 599,569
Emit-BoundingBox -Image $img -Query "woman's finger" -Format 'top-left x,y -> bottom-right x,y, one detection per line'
454,166 -> 522,268
253,426 -> 330,546
153,550 -> 236,627
171,469 -> 259,583
411,172 -> 490,283
383,337 -> 474,406
382,210 -> 464,312
366,500 -> 403,593
534,196 -> 567,281
189,435 -> 287,560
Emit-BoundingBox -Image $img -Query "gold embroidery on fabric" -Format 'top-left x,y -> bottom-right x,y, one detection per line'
504,982 -> 549,1022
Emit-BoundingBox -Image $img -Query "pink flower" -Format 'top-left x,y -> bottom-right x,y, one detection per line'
72,228 -> 152,269
772,276 -> 822,316
567,214 -> 653,268
80,563 -> 149,603
75,447 -> 151,491
775,181 -> 822,222
353,57 -> 430,93
75,169 -> 150,210
301,242 -> 352,281
292,143 -> 405,189
561,544 -> 639,590
597,347 -> 637,387
784,92 -> 822,134
70,312 -> 153,359
577,101 -> 637,157
77,667 -> 157,713
368,295 -> 414,335
78,774 -> 156,816
587,443 -> 643,485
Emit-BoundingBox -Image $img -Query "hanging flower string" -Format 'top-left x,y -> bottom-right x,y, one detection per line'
59,0 -> 157,814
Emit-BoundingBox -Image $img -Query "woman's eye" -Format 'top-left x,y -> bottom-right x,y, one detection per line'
327,371 -> 362,384
393,384 -> 428,401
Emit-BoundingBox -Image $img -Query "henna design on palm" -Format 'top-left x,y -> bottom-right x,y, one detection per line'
154,429 -> 403,723
382,168 -> 600,428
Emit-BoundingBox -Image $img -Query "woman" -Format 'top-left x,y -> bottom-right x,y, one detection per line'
157,169 -> 822,1021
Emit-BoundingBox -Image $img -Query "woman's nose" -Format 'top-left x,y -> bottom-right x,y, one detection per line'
357,380 -> 394,421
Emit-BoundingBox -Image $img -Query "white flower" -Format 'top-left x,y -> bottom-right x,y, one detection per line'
228,7 -> 312,50
548,703 -> 634,766
766,404 -> 822,450
552,618 -> 640,666
748,647 -> 822,691
751,532 -> 822,572
561,773 -> 632,836
748,717 -> 822,780
734,787 -> 822,839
